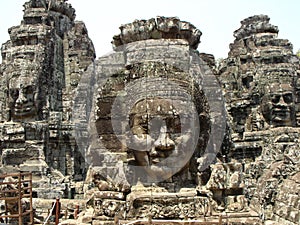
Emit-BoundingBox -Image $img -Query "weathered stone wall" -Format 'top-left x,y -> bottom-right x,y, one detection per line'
0,0 -> 95,198
73,17 -> 259,224
0,2 -> 299,224
219,15 -> 300,225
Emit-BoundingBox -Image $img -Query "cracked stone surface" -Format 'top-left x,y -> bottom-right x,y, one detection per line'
0,2 -> 299,224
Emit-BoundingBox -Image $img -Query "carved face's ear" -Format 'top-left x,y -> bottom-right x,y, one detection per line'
33,89 -> 39,103
261,95 -> 272,122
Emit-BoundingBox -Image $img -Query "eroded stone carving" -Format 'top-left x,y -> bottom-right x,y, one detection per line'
80,16 -> 259,224
112,16 -> 202,49
0,2 -> 299,224
261,83 -> 296,127
128,96 -> 199,182
0,0 -> 95,199
219,14 -> 300,225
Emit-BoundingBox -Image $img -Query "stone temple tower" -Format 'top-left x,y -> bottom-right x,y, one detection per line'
0,0 -> 95,198
219,15 -> 300,225
0,1 -> 299,224
75,16 -> 260,223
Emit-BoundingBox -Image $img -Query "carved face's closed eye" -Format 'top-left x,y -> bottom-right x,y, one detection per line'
271,92 -> 293,104
9,84 -> 37,119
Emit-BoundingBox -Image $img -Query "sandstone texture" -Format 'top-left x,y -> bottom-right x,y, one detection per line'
0,0 -> 95,200
0,2 -> 299,225
218,15 -> 300,225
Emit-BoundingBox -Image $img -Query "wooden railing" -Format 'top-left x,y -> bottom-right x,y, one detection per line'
0,172 -> 34,225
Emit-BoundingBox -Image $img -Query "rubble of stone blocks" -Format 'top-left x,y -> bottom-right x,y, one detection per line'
0,1 -> 299,224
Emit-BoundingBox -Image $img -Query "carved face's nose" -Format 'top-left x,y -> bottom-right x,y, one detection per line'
15,89 -> 28,105
277,96 -> 288,107
153,124 -> 175,151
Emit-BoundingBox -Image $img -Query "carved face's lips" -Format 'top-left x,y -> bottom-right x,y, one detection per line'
272,108 -> 291,121
149,147 -> 175,164
14,104 -> 35,116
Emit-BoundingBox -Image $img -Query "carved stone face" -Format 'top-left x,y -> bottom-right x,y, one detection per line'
9,77 -> 37,120
262,83 -> 295,127
129,97 -> 191,167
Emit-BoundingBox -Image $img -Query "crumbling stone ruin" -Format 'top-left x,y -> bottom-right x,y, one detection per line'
0,1 -> 299,225
0,0 -> 95,199
218,15 -> 300,225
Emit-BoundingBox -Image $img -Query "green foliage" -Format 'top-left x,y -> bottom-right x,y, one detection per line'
296,49 -> 300,58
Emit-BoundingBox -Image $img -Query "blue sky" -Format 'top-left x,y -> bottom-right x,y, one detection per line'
1,0 -> 300,59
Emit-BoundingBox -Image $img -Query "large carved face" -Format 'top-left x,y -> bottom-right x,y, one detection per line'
8,77 -> 38,120
129,97 -> 194,167
261,83 -> 295,127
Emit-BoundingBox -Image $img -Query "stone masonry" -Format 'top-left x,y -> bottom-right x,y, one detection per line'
0,1 -> 299,225
218,15 -> 300,225
0,0 -> 95,199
